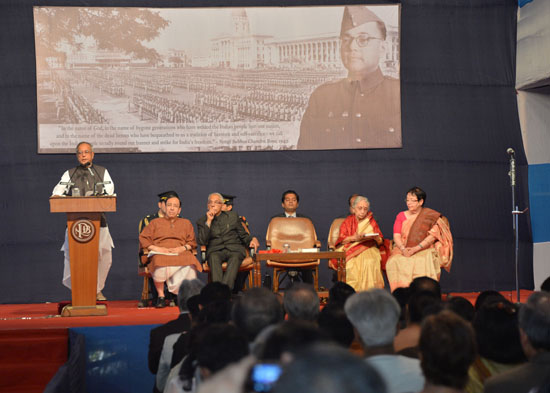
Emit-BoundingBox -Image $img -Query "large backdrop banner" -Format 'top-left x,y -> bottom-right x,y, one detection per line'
33,5 -> 401,153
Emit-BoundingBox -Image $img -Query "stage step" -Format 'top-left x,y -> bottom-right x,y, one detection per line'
0,329 -> 68,393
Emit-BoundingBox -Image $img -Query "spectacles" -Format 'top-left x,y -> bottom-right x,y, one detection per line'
207,200 -> 223,205
340,34 -> 382,48
76,150 -> 92,155
405,199 -> 419,203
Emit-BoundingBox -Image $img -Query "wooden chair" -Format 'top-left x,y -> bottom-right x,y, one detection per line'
137,250 -> 154,308
200,219 -> 255,290
265,217 -> 321,292
327,217 -> 346,275
200,247 -> 255,290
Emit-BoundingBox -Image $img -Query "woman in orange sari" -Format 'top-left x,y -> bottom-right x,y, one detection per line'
386,187 -> 453,291
333,196 -> 384,291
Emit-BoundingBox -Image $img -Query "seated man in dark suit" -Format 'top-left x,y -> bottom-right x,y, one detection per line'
221,193 -> 253,293
197,192 -> 259,290
272,189 -> 310,219
271,189 -> 314,284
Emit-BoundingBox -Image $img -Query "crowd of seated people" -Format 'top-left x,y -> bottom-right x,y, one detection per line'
147,276 -> 550,393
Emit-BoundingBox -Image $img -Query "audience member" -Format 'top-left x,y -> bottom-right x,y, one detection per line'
165,323 -> 249,393
345,288 -> 425,393
272,344 -> 387,393
465,300 -> 526,393
474,289 -> 506,311
162,282 -> 232,391
409,276 -> 442,299
259,320 -> 325,362
418,310 -> 477,393
445,296 -> 475,322
148,279 -> 204,393
195,324 -> 249,380
484,291 -> 550,393
540,276 -> 550,292
394,290 -> 441,356
327,281 -> 356,307
392,287 -> 411,330
231,287 -> 284,349
318,303 -> 355,348
283,283 -> 320,322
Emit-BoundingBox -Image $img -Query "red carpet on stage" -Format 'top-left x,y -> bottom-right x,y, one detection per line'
0,300 -> 180,330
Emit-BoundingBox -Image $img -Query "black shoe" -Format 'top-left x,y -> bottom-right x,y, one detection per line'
155,297 -> 166,308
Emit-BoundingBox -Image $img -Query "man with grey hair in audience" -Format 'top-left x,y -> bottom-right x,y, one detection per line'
232,287 -> 284,353
283,283 -> 320,322
149,278 -> 204,393
345,288 -> 424,393
484,291 -> 550,393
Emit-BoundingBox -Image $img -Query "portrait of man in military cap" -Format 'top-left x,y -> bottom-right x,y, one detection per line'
298,5 -> 402,150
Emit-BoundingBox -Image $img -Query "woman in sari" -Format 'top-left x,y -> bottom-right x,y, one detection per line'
386,186 -> 453,291
333,196 -> 384,291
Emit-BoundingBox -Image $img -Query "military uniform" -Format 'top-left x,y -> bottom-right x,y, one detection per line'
298,68 -> 401,150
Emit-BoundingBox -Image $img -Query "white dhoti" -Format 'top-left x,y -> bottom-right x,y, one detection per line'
61,226 -> 114,292
152,265 -> 197,295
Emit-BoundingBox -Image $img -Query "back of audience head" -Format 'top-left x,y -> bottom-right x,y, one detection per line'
518,291 -> 550,354
318,303 -> 355,348
392,287 -> 411,329
283,283 -> 320,322
474,289 -> 506,311
273,343 -> 387,393
409,276 -> 441,299
259,320 -> 325,361
186,295 -> 202,320
198,299 -> 232,325
195,323 -> 249,379
345,288 -> 400,348
407,290 -> 442,324
199,282 -> 231,306
445,296 -> 475,322
178,279 -> 205,313
541,276 -> 550,292
419,310 -> 477,390
473,299 -> 526,363
232,287 -> 284,342
328,281 -> 356,307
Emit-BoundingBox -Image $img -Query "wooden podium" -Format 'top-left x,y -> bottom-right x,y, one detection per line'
50,196 -> 116,317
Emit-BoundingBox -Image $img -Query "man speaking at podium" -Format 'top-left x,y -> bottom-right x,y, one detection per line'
51,141 -> 115,301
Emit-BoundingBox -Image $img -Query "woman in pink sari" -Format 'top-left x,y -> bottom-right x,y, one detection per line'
333,196 -> 385,291
386,187 -> 453,291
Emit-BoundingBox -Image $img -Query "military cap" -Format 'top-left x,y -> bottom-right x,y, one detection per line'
221,193 -> 236,206
157,190 -> 179,202
341,6 -> 384,35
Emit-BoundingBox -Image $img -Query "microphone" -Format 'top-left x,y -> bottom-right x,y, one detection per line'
508,148 -> 516,187
61,167 -> 80,195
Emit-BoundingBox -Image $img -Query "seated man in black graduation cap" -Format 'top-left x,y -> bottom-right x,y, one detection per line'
139,191 -> 180,306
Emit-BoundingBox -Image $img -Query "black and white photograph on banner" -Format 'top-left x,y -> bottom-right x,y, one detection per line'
34,5 -> 401,153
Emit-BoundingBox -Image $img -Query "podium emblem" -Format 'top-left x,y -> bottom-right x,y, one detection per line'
71,219 -> 96,243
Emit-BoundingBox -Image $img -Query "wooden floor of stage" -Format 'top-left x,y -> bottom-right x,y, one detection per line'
0,290 -> 534,330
